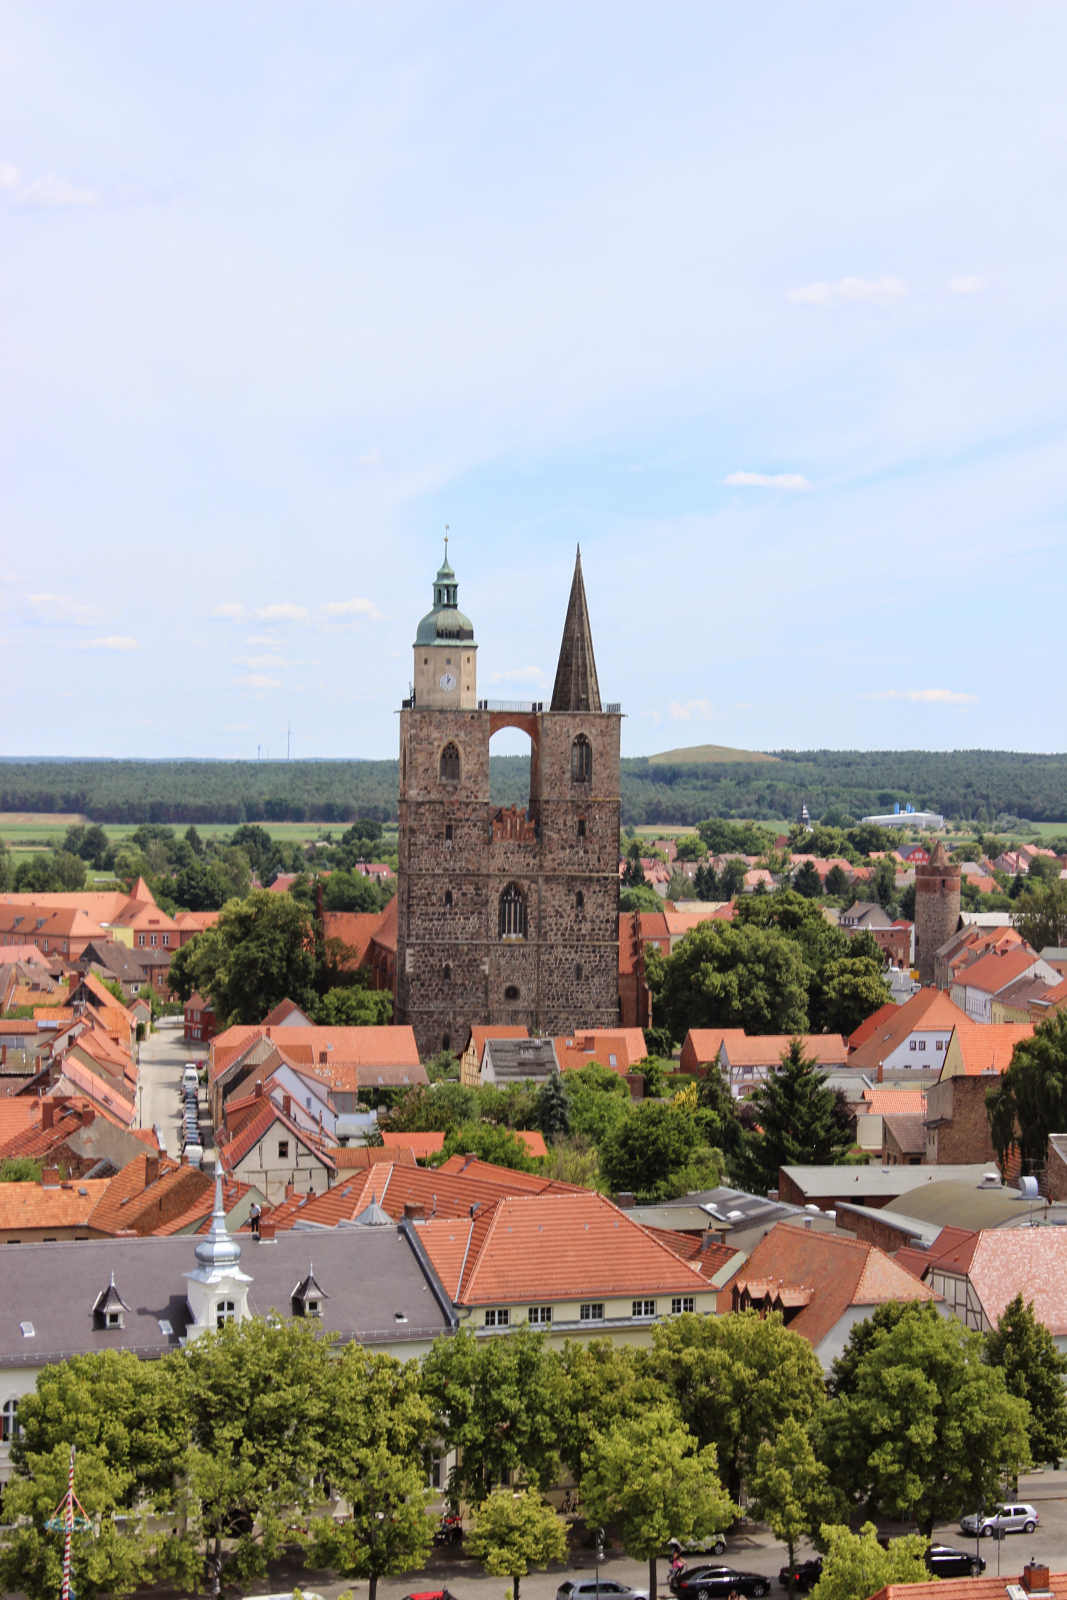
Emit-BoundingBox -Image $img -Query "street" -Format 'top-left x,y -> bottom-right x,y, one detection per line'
136,1018 -> 209,1161
266,1469 -> 1067,1600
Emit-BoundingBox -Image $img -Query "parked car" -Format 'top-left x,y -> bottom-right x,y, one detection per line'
556,1583 -> 649,1600
926,1545 -> 985,1577
401,1590 -> 462,1600
670,1566 -> 770,1599
960,1504 -> 1039,1537
671,1534 -> 728,1557
779,1558 -> 822,1592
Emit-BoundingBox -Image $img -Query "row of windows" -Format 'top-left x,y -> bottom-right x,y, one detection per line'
438,736 -> 594,784
483,1296 -> 696,1328
137,932 -> 170,948
442,888 -> 585,912
908,1039 -> 945,1052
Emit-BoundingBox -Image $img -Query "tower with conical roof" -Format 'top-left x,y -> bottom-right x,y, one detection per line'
396,545 -> 621,1056
914,838 -> 961,986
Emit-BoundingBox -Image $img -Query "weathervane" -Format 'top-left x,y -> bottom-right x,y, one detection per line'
444,523 -> 450,560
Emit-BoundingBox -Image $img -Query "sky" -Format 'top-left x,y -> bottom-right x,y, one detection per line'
3,2 -> 1066,761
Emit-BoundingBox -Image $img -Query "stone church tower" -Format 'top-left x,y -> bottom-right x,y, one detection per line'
914,838 -> 961,986
396,545 -> 621,1058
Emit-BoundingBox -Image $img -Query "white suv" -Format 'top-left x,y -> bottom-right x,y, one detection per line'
959,1504 -> 1039,1537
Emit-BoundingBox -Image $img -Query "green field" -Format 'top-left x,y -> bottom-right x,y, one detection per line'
0,816 -> 398,857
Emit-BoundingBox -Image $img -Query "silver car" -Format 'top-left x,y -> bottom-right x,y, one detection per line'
557,1583 -> 649,1600
959,1503 -> 1039,1537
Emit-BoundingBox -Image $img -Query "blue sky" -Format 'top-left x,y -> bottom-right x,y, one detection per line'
4,2 -> 1066,760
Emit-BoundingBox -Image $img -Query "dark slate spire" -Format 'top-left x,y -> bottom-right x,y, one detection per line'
550,546 -> 602,713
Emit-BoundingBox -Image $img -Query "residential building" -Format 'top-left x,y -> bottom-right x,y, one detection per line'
217,1100 -> 337,1203
183,992 -> 217,1044
680,1028 -> 848,1095
846,987 -> 967,1074
777,1162 -> 997,1212
926,1227 -> 1067,1348
950,947 -> 1059,1023
459,1024 -> 529,1088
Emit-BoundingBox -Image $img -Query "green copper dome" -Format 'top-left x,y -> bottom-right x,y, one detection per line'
414,541 -> 475,644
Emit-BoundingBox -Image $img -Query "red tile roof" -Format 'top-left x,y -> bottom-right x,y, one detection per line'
219,1101 -> 336,1173
210,1024 -> 421,1084
0,1177 -> 111,1230
873,1574 -> 1067,1600
848,1002 -> 899,1049
957,947 -> 1041,995
944,1021 -> 1035,1076
381,1130 -> 445,1157
940,1229 -> 1067,1334
847,987 -> 968,1069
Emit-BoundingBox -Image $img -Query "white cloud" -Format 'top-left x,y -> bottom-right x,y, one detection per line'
255,602 -> 309,621
240,654 -> 287,669
357,448 -> 382,466
322,596 -> 382,621
25,592 -> 97,624
787,276 -> 907,306
211,602 -> 246,620
245,633 -> 280,646
20,174 -> 97,208
488,666 -> 547,684
0,163 -> 18,190
868,688 -> 977,705
724,471 -> 812,490
669,698 -> 716,721
949,274 -> 985,294
235,673 -> 281,689
80,635 -> 138,651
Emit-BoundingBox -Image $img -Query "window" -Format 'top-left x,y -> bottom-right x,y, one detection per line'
138,934 -> 146,947
442,1033 -> 450,1051
216,1299 -> 236,1328
1,1400 -> 19,1442
909,1040 -> 917,1051
150,933 -> 158,947
575,890 -> 584,913
444,889 -> 453,907
571,734 -> 592,782
632,1298 -> 656,1318
439,742 -> 461,782
577,818 -> 587,839
278,1140 -> 290,1159
671,1296 -> 695,1315
580,1302 -> 605,1322
504,984 -> 520,1001
304,1298 -> 320,1318
444,823 -> 454,843
499,883 -> 527,940
918,1040 -> 926,1051
528,1305 -> 552,1325
484,1308 -> 510,1327
443,963 -> 451,981
936,1039 -> 945,1050
162,934 -> 169,947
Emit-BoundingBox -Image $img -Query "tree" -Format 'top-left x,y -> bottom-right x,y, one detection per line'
307,1345 -> 435,1600
382,1082 -> 479,1133
792,861 -> 823,899
820,1302 -> 1031,1533
1014,878 -> 1067,951
810,1524 -> 930,1600
622,841 -> 648,888
466,1489 -> 568,1600
869,856 -> 897,910
644,1310 -> 826,1499
748,1419 -> 840,1590
311,984 -> 393,1025
564,1060 -> 633,1146
166,890 -> 316,1024
620,884 -> 663,912
436,1120 -> 537,1172
582,1408 -> 735,1600
598,1100 -> 721,1201
648,922 -> 810,1044
536,1073 -> 571,1143
0,1156 -> 43,1181
420,1327 -> 565,1503
986,1294 -> 1067,1467
674,835 -> 707,861
425,1048 -> 460,1082
556,1340 -> 672,1480
323,870 -> 386,912
735,1039 -> 852,1195
808,955 -> 891,1036
987,1011 -> 1067,1172
823,864 -> 851,898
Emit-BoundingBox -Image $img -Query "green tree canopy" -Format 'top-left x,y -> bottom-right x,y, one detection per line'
166,890 -> 317,1024
748,1418 -> 841,1585
581,1407 -> 735,1600
557,1339 -> 672,1480
987,1010 -> 1067,1172
1013,878 -> 1067,950
466,1489 -> 568,1600
985,1293 -> 1067,1467
310,984 -> 393,1025
435,1120 -> 537,1171
810,1523 -> 930,1600
809,954 -> 891,1036
648,921 -> 810,1044
598,1099 -> 721,1201
792,861 -> 824,898
735,1039 -> 852,1194
820,1301 -> 1031,1532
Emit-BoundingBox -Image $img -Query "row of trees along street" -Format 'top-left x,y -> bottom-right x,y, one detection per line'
3,1300 -> 1065,1600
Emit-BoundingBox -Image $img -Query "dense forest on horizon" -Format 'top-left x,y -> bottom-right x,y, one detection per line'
1,749 -> 1066,826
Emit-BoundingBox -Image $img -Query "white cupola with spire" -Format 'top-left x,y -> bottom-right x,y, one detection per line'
183,1173 -> 253,1340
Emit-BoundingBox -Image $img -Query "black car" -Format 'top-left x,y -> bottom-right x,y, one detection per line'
778,1558 -> 822,1592
670,1566 -> 770,1599
926,1545 -> 985,1578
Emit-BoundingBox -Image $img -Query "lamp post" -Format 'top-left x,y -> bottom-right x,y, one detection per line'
595,1527 -> 605,1598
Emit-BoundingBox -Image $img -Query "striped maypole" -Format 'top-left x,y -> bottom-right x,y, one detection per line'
60,1444 -> 75,1600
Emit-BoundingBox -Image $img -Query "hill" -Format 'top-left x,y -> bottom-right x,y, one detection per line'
649,744 -> 778,766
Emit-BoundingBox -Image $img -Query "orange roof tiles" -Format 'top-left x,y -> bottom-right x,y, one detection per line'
381,1130 -> 445,1157
957,947 -> 1041,994
419,1190 -> 711,1304
0,1178 -> 111,1230
321,911 -> 384,967
847,987 -> 968,1070
467,1024 -> 529,1056
944,1021 -> 1034,1076
873,1575 -> 1067,1600
848,1002 -> 899,1049
220,1100 -> 336,1172
862,1088 -> 927,1115
942,1229 -> 1067,1334
210,1024 -> 420,1083
333,1143 -> 417,1170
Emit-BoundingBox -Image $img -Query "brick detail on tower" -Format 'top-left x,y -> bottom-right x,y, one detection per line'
396,549 -> 621,1058
914,839 -> 961,986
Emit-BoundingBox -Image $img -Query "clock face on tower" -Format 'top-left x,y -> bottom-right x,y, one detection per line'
439,671 -> 456,691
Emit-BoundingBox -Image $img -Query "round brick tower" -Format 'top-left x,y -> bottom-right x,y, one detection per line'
914,838 -> 961,986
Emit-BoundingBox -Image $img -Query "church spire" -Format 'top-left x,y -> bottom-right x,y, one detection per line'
550,546 -> 602,713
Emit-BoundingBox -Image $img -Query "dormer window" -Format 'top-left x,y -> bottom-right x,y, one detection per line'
92,1273 -> 130,1331
291,1267 -> 328,1319
216,1299 -> 236,1328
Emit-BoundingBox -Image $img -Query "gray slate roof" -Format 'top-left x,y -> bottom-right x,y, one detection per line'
0,1224 -> 454,1368
482,1037 -> 559,1080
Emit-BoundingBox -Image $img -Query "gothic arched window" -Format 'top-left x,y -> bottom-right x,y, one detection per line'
0,1399 -> 19,1442
575,890 -> 584,914
440,742 -> 461,782
444,889 -> 453,908
571,734 -> 592,782
499,883 -> 527,940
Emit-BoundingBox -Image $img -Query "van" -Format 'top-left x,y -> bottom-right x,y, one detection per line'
182,1065 -> 199,1088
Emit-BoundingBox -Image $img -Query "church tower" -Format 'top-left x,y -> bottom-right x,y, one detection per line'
396,546 -> 621,1058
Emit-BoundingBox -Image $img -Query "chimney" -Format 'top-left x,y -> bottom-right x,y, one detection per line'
42,1101 -> 56,1130
266,1026 -> 271,1039
258,1220 -> 276,1241
282,1093 -> 292,1118
876,1059 -> 884,1083
1022,1564 -> 1051,1594
42,1166 -> 60,1187
145,1153 -> 160,1186
285,1179 -> 296,1199
403,1202 -> 425,1221
614,1191 -> 635,1208
254,1081 -> 264,1098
